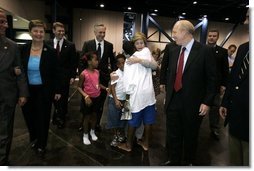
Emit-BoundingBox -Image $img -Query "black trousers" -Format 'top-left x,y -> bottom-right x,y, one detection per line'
53,81 -> 70,122
22,85 -> 52,149
166,91 -> 203,164
0,100 -> 16,165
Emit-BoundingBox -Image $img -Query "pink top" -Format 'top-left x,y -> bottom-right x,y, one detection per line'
81,69 -> 100,98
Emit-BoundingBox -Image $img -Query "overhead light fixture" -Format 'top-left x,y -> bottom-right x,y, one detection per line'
193,1 -> 197,5
178,15 -> 185,19
150,13 -> 157,16
154,9 -> 158,12
182,12 -> 186,15
100,4 -> 104,8
127,6 -> 132,10
225,17 -> 229,21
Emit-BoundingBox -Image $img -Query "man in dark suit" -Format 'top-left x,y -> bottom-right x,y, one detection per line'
47,22 -> 77,129
0,9 -> 28,165
160,20 -> 217,165
219,9 -> 249,166
206,29 -> 229,140
81,24 -> 116,131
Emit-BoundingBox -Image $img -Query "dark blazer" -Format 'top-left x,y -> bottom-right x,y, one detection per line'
0,37 -> 28,105
46,39 -> 77,81
81,39 -> 116,86
161,40 -> 217,114
221,42 -> 249,141
213,45 -> 228,90
20,42 -> 62,97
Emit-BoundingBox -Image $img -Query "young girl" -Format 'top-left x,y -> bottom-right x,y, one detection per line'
77,51 -> 108,145
118,32 -> 158,152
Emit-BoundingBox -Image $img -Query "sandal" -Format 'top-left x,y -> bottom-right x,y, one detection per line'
117,143 -> 132,152
137,140 -> 148,151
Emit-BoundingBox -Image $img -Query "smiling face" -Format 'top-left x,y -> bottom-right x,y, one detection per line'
172,23 -> 188,46
53,26 -> 65,40
30,26 -> 45,42
94,25 -> 106,42
134,39 -> 145,51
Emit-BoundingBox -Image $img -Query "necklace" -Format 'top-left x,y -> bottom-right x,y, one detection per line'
31,47 -> 42,51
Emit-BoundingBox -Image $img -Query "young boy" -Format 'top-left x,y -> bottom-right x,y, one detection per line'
107,54 -> 127,146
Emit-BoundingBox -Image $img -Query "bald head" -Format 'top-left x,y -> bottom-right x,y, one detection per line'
172,20 -> 194,46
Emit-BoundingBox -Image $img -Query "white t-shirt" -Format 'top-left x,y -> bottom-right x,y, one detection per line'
123,47 -> 156,113
109,68 -> 126,100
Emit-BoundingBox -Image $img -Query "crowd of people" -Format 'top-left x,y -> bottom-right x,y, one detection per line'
0,8 -> 249,166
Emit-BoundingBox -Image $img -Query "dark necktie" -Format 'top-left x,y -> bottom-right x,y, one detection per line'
97,42 -> 101,58
174,47 -> 186,92
239,51 -> 249,79
56,40 -> 60,57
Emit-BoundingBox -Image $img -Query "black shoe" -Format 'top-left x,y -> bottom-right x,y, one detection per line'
57,121 -> 64,129
160,160 -> 180,166
36,148 -> 46,158
210,131 -> 220,140
52,119 -> 57,125
78,126 -> 83,132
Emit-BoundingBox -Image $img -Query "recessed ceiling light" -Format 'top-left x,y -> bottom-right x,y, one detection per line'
178,15 -> 185,19
182,12 -> 186,15
150,13 -> 157,16
100,4 -> 104,8
225,17 -> 229,21
127,7 -> 132,10
154,9 -> 158,12
193,1 -> 197,5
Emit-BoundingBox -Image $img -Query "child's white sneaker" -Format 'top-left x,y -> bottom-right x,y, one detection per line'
90,129 -> 98,141
83,133 -> 91,145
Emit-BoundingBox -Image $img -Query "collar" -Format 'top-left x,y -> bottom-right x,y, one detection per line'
184,38 -> 194,52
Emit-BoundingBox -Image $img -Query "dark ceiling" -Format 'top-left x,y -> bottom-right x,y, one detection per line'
55,0 -> 249,23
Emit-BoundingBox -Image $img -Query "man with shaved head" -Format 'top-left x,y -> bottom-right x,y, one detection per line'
160,20 -> 217,165
0,9 -> 28,165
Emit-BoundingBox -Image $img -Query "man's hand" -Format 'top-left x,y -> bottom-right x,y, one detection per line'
18,97 -> 27,106
54,94 -> 61,101
199,104 -> 210,116
160,85 -> 165,93
70,78 -> 75,85
219,107 -> 227,119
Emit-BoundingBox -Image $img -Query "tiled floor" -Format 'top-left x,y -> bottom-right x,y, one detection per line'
8,81 -> 229,166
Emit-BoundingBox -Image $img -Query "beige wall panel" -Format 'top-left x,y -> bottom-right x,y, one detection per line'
73,9 -> 123,54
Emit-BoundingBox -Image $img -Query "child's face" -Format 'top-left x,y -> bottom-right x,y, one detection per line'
91,54 -> 99,68
117,58 -> 125,71
134,39 -> 145,51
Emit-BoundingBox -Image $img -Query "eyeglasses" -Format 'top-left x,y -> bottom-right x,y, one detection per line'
0,20 -> 8,25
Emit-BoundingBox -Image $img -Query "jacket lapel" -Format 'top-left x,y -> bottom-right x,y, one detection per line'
183,41 -> 199,73
0,38 -> 8,65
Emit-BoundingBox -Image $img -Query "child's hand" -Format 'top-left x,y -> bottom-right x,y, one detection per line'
110,71 -> 119,81
115,99 -> 123,109
126,56 -> 141,65
106,87 -> 110,94
84,96 -> 92,106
